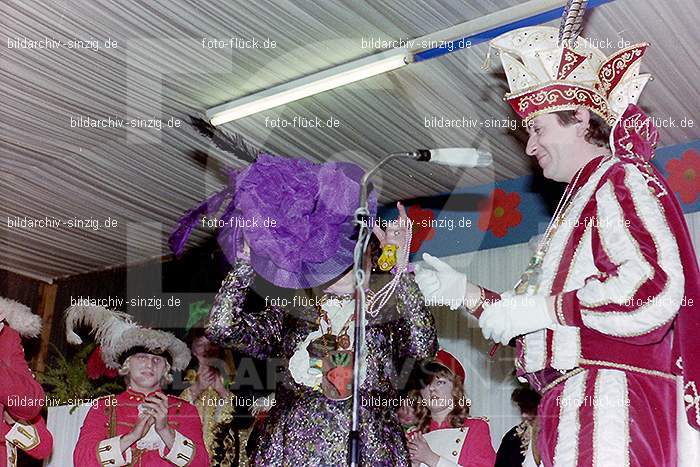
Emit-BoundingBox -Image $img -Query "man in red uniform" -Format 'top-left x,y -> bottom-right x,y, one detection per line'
0,297 -> 48,467
416,26 -> 700,466
67,305 -> 209,466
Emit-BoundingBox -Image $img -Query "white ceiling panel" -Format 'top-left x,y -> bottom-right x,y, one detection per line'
1,0 -> 698,280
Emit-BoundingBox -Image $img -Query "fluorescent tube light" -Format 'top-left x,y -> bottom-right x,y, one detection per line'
207,49 -> 409,125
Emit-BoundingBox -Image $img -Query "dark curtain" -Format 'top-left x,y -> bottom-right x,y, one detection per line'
51,238 -> 232,356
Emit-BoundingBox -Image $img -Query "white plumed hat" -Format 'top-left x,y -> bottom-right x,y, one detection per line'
65,305 -> 191,371
0,297 -> 42,338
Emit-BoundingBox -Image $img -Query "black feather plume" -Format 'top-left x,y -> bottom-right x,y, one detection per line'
188,115 -> 258,163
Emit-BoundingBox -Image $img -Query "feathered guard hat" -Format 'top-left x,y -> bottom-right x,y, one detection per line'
65,305 -> 191,371
488,25 -> 651,125
0,296 -> 42,338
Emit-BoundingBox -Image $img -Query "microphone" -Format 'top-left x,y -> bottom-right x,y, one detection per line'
413,148 -> 492,168
350,146 -> 491,464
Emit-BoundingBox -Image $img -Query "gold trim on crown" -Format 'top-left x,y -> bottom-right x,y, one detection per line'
490,27 -> 651,123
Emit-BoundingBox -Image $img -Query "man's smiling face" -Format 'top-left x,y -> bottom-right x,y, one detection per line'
525,112 -> 581,183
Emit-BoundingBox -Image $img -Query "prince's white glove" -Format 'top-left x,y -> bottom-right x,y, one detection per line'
478,295 -> 555,345
414,253 -> 467,310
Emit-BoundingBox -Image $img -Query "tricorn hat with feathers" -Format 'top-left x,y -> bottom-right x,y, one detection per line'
65,305 -> 190,371
0,297 -> 42,338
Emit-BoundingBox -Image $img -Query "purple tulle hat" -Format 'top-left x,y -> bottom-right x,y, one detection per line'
170,154 -> 377,289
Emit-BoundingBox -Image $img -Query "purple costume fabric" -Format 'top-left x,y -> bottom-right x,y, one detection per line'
206,260 -> 437,466
169,154 -> 378,290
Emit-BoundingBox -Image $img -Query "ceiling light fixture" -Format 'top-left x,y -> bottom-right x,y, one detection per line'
207,48 -> 410,126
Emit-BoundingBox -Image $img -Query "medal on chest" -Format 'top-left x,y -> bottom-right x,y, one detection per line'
513,161 -> 595,296
305,296 -> 355,400
514,252 -> 544,295
321,350 -> 354,400
513,187 -> 581,296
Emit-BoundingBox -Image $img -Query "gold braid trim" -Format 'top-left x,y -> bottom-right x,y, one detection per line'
578,359 -> 675,380
541,368 -> 586,394
541,359 -> 675,394
108,395 -> 117,438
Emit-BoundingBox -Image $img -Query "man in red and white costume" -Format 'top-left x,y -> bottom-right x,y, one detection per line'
416,26 -> 700,467
66,305 -> 209,466
0,297 -> 50,467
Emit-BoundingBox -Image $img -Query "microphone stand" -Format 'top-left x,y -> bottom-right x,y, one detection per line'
348,151 -> 425,467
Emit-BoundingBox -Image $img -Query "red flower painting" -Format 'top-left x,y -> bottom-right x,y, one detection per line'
477,188 -> 523,238
666,149 -> 700,204
406,204 -> 436,253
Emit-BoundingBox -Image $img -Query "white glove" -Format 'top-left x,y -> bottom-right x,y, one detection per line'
414,253 -> 467,310
478,295 -> 555,345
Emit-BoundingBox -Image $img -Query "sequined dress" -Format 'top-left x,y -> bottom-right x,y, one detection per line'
206,260 -> 437,466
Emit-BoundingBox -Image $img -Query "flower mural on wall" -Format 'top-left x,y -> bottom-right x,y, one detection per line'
406,204 -> 436,253
478,188 -> 523,238
666,149 -> 700,204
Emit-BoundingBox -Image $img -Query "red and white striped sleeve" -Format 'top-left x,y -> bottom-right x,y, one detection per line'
556,162 -> 684,344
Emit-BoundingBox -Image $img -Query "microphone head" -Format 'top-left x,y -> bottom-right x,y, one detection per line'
428,148 -> 492,168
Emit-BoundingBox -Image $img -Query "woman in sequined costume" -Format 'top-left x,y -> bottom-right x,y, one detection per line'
206,208 -> 437,466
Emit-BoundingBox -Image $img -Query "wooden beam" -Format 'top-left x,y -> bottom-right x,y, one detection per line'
32,282 -> 57,372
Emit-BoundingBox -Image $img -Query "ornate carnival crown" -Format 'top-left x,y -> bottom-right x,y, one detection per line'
489,26 -> 651,125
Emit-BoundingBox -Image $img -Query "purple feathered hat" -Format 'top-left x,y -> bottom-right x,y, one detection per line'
170,154 -> 377,289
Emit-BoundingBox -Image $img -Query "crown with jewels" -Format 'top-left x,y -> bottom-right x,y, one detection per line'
488,26 -> 651,125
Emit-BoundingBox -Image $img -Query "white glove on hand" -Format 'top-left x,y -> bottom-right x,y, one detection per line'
414,253 -> 467,310
478,295 -> 555,345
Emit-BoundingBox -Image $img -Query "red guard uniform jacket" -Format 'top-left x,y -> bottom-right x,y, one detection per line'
0,326 -> 45,467
74,388 -> 209,467
4,415 -> 53,466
